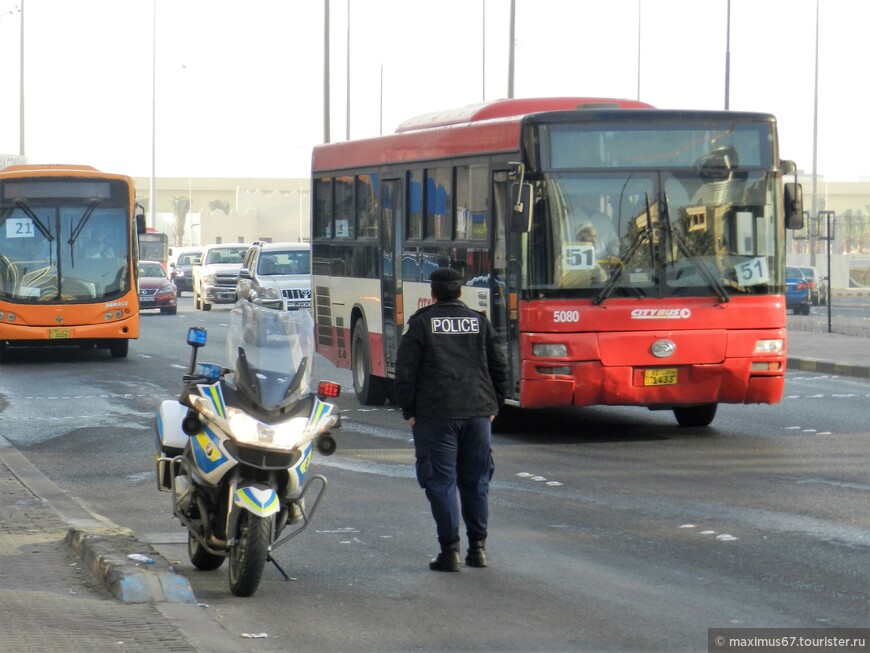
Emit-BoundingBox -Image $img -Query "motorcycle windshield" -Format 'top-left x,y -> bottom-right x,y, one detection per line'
225,301 -> 315,411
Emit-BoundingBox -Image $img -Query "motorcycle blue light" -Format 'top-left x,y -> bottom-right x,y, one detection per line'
187,327 -> 207,347
195,363 -> 222,381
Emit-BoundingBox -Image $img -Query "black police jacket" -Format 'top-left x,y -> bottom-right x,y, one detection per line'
395,299 -> 507,420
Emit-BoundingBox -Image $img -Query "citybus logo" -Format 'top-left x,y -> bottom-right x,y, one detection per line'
630,308 -> 691,319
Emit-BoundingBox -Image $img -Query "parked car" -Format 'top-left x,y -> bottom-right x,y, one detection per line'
169,248 -> 202,296
192,244 -> 251,311
785,265 -> 811,315
138,260 -> 177,315
236,241 -> 311,310
798,266 -> 828,305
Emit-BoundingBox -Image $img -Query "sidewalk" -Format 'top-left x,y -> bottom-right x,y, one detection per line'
0,436 -> 234,653
0,331 -> 866,652
786,329 -> 870,378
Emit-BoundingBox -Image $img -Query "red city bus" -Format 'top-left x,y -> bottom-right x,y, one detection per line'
139,228 -> 170,270
311,98 -> 804,427
0,164 -> 145,359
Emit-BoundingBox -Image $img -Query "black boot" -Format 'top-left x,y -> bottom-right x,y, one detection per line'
429,539 -> 461,572
465,537 -> 488,568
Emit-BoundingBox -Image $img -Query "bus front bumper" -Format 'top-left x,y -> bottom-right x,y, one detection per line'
520,357 -> 785,409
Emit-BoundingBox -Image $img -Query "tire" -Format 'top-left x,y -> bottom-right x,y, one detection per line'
228,512 -> 271,597
202,299 -> 212,312
188,530 -> 224,571
351,321 -> 388,405
161,306 -> 178,315
109,339 -> 129,358
802,304 -> 811,315
673,403 -> 717,427
194,291 -> 202,310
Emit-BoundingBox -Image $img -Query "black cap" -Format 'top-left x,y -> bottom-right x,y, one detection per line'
430,267 -> 461,284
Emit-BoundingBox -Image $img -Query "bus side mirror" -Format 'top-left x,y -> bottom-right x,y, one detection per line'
784,182 -> 804,230
135,208 -> 147,235
510,183 -> 533,232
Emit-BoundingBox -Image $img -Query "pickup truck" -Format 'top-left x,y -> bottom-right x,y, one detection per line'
191,243 -> 251,311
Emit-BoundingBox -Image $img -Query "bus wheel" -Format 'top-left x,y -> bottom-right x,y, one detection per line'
673,403 -> 717,427
109,339 -> 129,359
352,321 -> 388,405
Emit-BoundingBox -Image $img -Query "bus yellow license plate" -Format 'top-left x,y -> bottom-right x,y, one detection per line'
644,368 -> 678,386
49,328 -> 71,339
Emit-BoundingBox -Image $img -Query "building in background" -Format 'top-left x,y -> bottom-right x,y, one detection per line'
132,176 -> 310,247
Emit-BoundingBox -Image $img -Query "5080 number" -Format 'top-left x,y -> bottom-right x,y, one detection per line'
553,310 -> 580,323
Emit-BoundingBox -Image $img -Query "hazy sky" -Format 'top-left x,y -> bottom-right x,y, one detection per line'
0,0 -> 866,181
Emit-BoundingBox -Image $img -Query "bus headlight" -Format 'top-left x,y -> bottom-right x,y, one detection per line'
754,339 -> 784,354
533,343 -> 568,357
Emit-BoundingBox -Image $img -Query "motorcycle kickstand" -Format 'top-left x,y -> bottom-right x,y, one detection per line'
267,554 -> 290,581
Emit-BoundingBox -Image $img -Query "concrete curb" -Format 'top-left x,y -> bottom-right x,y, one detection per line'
786,356 -> 870,379
0,434 -> 196,605
65,528 -> 197,604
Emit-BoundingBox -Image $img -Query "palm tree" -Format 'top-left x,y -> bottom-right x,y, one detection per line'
171,195 -> 191,247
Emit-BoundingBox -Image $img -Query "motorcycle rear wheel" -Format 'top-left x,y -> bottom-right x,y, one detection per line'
228,512 -> 272,597
188,530 -> 225,571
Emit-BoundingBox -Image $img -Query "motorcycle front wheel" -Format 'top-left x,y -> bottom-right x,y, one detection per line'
188,530 -> 225,571
228,511 -> 272,597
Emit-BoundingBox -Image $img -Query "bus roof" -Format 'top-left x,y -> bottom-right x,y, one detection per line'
0,164 -> 134,184
312,97 -> 655,173
395,97 -> 654,133
0,164 -> 100,174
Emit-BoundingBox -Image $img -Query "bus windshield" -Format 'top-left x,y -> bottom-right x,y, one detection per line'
0,200 -> 130,302
527,121 -> 781,301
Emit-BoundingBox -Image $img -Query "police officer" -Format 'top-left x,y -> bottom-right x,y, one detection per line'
395,267 -> 507,572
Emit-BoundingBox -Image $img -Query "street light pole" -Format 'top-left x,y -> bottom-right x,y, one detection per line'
150,0 -> 157,229
18,0 -> 24,156
507,0 -> 515,99
724,0 -> 731,110
810,0 -> 820,268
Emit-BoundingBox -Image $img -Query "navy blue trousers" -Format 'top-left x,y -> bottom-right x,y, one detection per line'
412,416 -> 494,544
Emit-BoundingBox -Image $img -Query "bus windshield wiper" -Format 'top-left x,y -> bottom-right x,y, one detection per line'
12,199 -> 54,242
66,199 -> 103,266
68,199 -> 102,247
663,193 -> 730,303
592,192 -> 655,305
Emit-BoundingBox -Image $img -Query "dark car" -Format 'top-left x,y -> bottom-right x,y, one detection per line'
799,266 -> 828,305
169,249 -> 202,296
138,260 -> 178,315
785,265 -> 811,315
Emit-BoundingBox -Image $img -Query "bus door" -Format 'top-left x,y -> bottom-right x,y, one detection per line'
492,170 -> 520,401
380,178 -> 402,377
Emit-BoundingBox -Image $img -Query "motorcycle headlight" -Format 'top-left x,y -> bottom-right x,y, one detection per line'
227,407 -> 309,450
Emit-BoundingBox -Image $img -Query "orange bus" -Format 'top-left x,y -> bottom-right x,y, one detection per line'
311,98 -> 804,427
0,164 -> 145,359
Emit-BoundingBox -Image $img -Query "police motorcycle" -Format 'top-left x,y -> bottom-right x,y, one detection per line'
155,301 -> 340,597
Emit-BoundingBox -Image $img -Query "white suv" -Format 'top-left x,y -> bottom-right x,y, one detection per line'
192,243 -> 251,311
236,241 -> 311,310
